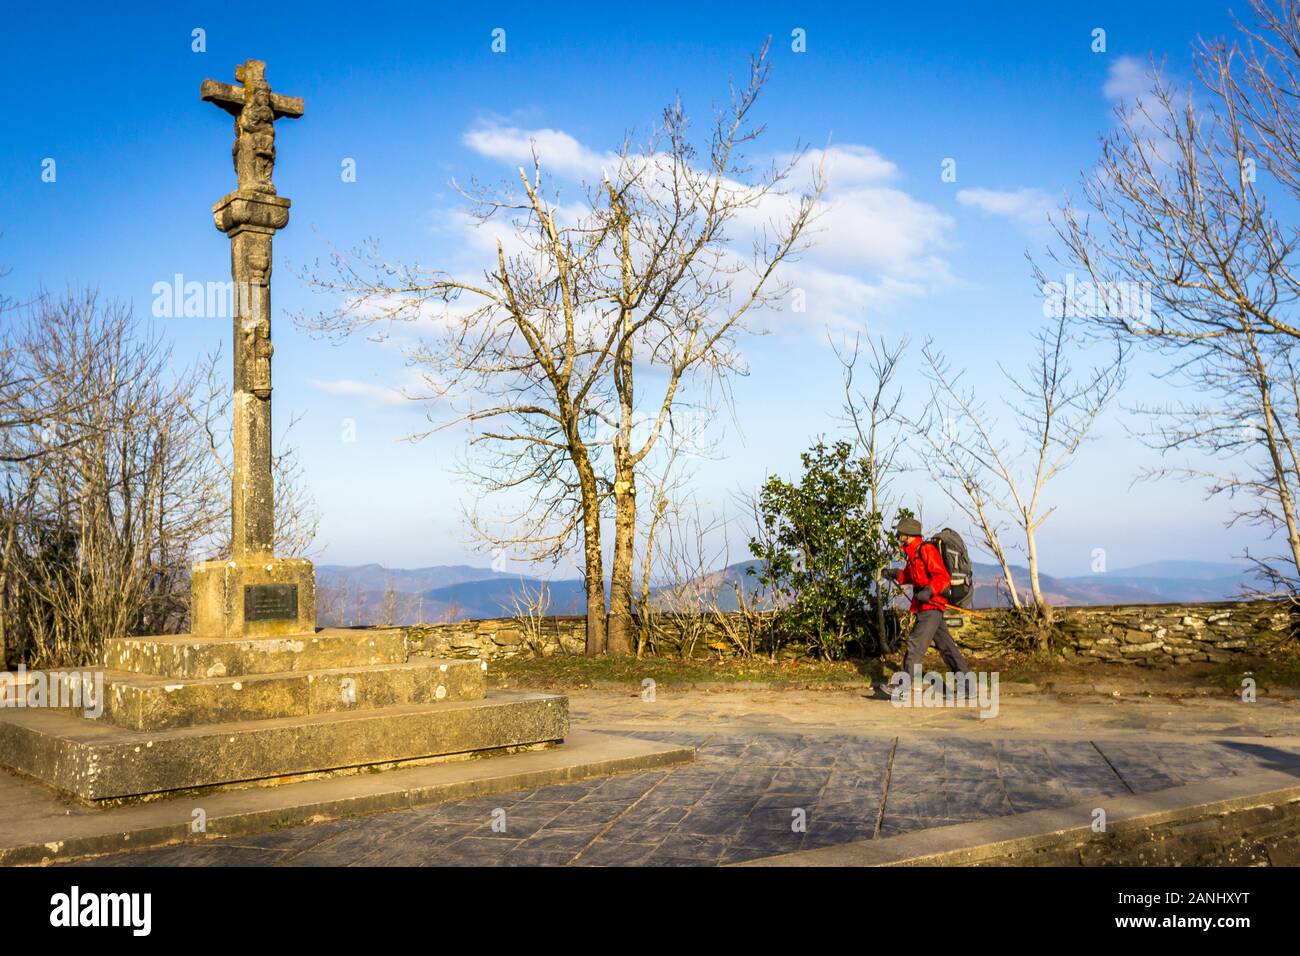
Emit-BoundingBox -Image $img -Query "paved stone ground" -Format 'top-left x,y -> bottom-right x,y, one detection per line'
75,694 -> 1300,867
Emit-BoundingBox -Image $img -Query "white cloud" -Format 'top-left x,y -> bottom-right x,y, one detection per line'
450,125 -> 958,335
815,185 -> 954,275
462,122 -> 617,179
1103,55 -> 1150,103
1099,54 -> 1183,166
762,146 -> 955,327
789,145 -> 898,186
310,378 -> 418,407
956,186 -> 1054,233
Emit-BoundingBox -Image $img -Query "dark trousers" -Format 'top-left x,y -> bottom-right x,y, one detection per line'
902,609 -> 969,676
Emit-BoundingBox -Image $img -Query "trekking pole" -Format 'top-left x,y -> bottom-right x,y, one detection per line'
947,605 -> 989,619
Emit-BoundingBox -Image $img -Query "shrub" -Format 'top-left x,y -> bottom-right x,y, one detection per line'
749,440 -> 890,659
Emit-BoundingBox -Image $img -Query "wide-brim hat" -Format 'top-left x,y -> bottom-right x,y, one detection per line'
895,516 -> 922,538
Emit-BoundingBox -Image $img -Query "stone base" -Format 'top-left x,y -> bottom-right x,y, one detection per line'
0,691 -> 567,803
0,626 -> 572,805
190,557 -> 316,639
94,657 -> 488,731
104,628 -> 407,678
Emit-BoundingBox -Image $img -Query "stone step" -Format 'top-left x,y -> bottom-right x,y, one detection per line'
0,691 -> 568,803
103,627 -> 408,679
91,657 -> 487,732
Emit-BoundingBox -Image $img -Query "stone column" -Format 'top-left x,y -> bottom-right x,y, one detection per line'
193,61 -> 313,641
190,191 -> 315,640
217,192 -> 288,560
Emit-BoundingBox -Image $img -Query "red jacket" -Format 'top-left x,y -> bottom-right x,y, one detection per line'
898,537 -> 950,613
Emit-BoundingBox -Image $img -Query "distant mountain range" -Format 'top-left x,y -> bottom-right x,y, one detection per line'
314,558 -> 1261,625
649,558 -> 1261,611
315,564 -> 585,626
969,560 -> 1258,607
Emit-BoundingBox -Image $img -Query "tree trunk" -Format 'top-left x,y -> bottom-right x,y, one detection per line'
1025,526 -> 1053,642
869,479 -> 888,652
1256,360 -> 1300,582
576,458 -> 607,655
974,501 -> 1022,611
606,295 -> 636,657
0,570 -> 7,670
607,459 -> 636,656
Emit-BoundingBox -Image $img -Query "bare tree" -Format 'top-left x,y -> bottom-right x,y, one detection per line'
0,279 -> 154,664
301,41 -> 820,656
0,290 -> 319,666
913,317 -> 1124,631
1,292 -> 225,664
634,438 -> 686,658
835,333 -> 909,644
379,578 -> 399,627
439,599 -> 463,625
642,495 -> 733,660
906,352 -> 1022,610
1129,321 -> 1300,595
1045,5 -> 1300,595
510,577 -> 555,657
600,58 -> 823,654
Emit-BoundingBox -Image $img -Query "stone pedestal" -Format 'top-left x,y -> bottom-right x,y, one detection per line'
0,628 -> 570,804
190,557 -> 316,640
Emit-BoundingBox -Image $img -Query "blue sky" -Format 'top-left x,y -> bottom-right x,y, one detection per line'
0,1 -> 1262,576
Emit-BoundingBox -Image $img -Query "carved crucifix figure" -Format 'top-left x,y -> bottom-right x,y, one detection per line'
201,59 -> 304,195
202,60 -> 303,559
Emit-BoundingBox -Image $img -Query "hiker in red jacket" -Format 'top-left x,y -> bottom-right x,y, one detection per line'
893,516 -> 969,681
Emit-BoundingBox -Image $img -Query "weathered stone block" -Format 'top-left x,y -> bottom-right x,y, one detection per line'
0,691 -> 567,803
104,628 -> 407,679
1120,640 -> 1163,653
95,657 -> 487,731
211,189 -> 291,232
191,557 -> 316,640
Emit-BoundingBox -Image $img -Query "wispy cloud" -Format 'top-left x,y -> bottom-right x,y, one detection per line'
1099,54 -> 1183,166
956,186 -> 1054,233
452,129 -> 957,333
787,144 -> 898,185
462,122 -> 617,178
310,378 -> 421,407
1103,55 -> 1151,103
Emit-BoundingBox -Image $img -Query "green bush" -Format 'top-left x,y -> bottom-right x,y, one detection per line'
749,440 -> 892,659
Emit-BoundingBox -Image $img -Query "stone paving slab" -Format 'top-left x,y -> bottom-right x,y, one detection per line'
58,726 -> 1300,867
737,768 -> 1300,866
0,730 -> 692,865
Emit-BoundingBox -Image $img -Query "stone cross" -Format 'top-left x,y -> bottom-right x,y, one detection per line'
200,60 -> 304,196
202,59 -> 303,560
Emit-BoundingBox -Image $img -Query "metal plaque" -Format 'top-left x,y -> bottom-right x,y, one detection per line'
244,583 -> 298,621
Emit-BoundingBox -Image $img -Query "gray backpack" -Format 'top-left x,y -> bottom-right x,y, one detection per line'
928,528 -> 973,607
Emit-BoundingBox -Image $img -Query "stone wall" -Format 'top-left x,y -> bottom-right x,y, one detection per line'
954,600 -> 1294,666
401,600 -> 1295,666
405,616 -> 589,660
402,613 -> 742,660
